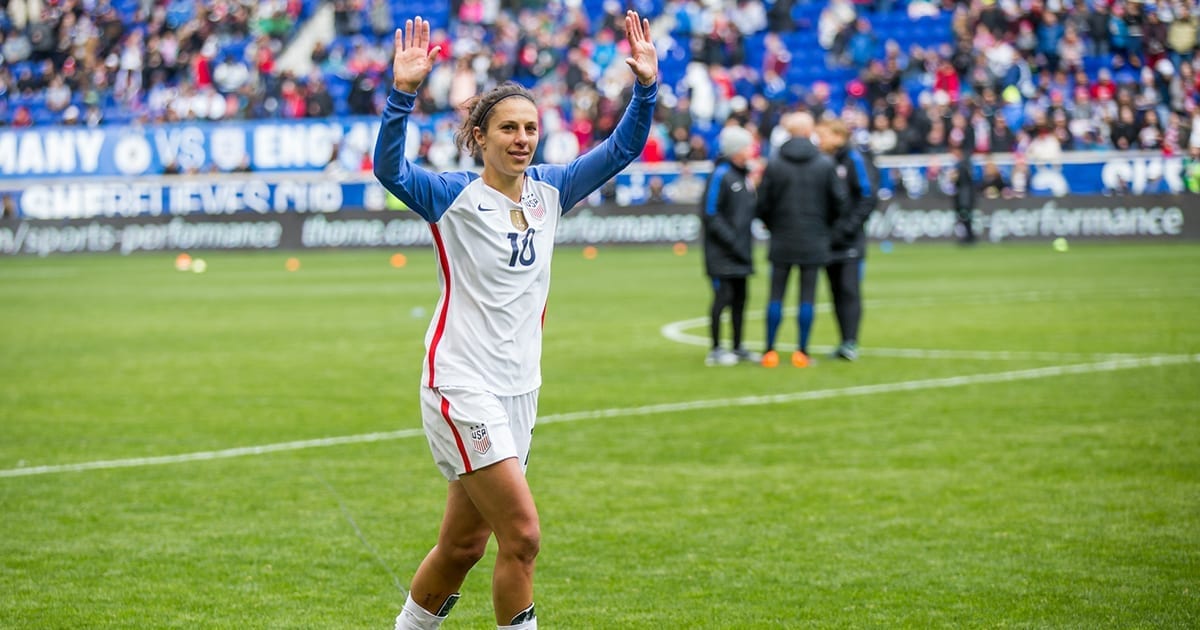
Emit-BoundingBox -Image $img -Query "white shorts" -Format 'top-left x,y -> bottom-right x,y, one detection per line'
419,386 -> 538,481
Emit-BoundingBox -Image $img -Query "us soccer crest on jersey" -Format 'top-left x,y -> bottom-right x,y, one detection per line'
523,191 -> 547,221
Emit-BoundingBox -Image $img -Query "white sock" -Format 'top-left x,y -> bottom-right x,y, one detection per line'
497,619 -> 537,630
498,603 -> 536,630
394,594 -> 446,630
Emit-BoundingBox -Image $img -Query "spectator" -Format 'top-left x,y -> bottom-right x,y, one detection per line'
278,77 -> 306,118
369,0 -> 393,39
767,0 -> 796,33
305,74 -> 335,118
818,0 -> 857,59
868,113 -> 897,155
1087,2 -> 1112,57
1027,123 -> 1064,161
1059,25 -> 1086,73
1169,5 -> 1198,70
1139,108 -> 1164,149
1184,146 -> 1200,192
213,54 -> 250,94
1124,1 -> 1146,66
847,18 -> 879,69
44,75 -> 71,113
1110,5 -> 1131,59
6,0 -> 1198,179
1037,11 -> 1064,72
347,73 -> 377,115
979,158 -> 1009,199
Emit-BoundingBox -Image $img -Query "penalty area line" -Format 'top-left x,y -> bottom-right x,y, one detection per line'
2,354 -> 1196,479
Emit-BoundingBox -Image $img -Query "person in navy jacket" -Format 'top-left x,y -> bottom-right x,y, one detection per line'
700,124 -> 759,366
375,13 -> 658,630
815,118 -> 876,361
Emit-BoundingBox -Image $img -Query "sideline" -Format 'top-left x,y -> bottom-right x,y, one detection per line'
3,354 -> 1195,479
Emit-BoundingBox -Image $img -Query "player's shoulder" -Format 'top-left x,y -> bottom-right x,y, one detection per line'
524,164 -> 566,188
437,173 -> 487,213
523,166 -> 567,201
711,161 -> 734,182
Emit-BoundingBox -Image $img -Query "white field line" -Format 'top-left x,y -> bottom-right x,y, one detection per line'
2,354 -> 1196,479
0,430 -> 424,479
661,288 -> 1180,361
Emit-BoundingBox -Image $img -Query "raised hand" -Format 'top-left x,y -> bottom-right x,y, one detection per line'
392,17 -> 442,94
623,10 -> 658,87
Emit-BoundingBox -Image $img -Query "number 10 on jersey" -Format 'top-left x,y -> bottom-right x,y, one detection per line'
507,229 -> 536,267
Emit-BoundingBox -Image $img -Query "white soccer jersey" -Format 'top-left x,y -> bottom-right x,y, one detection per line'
373,84 -> 657,395
422,177 -> 560,394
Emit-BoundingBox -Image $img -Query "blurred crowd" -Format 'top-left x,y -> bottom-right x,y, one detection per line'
0,0 -> 308,125
1,0 -> 1199,169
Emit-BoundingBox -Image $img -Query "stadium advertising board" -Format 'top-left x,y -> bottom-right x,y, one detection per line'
1,118 -> 1187,198
0,194 -> 1194,257
872,153 -> 1188,198
614,151 -> 1190,204
866,196 -> 1196,244
0,119 -> 384,178
0,204 -> 703,257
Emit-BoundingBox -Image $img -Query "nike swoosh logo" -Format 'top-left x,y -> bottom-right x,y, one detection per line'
477,204 -> 498,212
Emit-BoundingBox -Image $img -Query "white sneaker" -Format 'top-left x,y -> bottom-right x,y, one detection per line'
732,348 -> 762,364
705,348 -> 738,366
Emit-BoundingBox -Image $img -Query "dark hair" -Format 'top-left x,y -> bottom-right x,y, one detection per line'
454,82 -> 537,158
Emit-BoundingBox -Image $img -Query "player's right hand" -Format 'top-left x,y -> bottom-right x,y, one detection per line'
392,17 -> 441,94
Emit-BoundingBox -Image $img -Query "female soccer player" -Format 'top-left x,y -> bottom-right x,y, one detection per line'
374,13 -> 658,630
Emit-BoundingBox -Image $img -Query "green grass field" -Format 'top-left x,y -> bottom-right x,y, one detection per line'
2,241 -> 1198,628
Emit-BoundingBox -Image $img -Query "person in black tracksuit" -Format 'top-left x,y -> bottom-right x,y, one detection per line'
816,118 -> 876,361
701,125 -> 759,366
756,112 -> 850,368
951,143 -> 977,244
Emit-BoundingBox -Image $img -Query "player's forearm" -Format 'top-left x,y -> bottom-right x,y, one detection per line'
373,89 -> 440,222
560,81 -> 658,208
373,90 -> 417,196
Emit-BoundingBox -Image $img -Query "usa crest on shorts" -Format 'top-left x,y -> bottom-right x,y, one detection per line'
469,424 -> 492,454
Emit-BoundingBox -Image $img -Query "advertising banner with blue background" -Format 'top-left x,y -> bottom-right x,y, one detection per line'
1,119 -> 1192,222
0,118 -> 386,179
612,151 -> 1189,207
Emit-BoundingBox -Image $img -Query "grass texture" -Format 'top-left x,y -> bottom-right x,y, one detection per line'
1,240 -> 1197,628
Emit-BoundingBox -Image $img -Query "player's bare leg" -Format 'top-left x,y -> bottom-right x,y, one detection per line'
399,481 -> 491,628
458,456 -> 540,626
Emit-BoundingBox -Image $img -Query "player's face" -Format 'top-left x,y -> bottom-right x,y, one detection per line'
478,99 -> 540,179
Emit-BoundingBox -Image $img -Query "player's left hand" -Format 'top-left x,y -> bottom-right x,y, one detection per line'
623,10 -> 658,87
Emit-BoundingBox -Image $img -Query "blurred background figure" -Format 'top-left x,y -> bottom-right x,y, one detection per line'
701,123 -> 759,367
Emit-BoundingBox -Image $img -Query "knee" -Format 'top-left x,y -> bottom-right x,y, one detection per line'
499,521 -> 540,565
442,533 -> 489,571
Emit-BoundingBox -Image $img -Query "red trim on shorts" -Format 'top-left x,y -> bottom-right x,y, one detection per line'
439,394 -> 472,473
427,224 -> 452,388
540,302 -> 546,328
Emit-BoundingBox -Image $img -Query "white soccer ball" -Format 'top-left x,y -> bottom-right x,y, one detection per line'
192,258 -> 208,273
